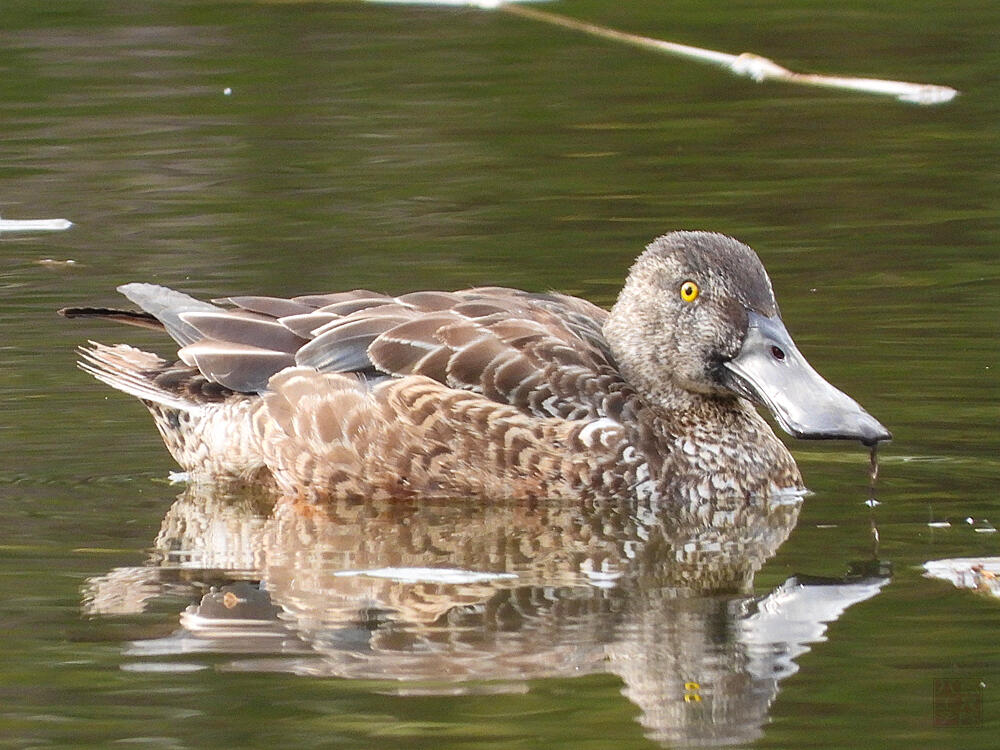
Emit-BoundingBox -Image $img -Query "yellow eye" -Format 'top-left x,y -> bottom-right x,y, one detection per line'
680,280 -> 699,302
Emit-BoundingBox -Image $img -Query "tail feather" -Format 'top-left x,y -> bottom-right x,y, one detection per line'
78,342 -> 201,412
117,283 -> 223,347
58,306 -> 164,331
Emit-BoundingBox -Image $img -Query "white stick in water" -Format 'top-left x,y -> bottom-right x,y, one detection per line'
366,0 -> 958,105
0,217 -> 74,232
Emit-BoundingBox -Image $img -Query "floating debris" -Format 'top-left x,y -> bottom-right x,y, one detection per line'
36,258 -> 78,267
369,0 -> 514,7
333,566 -> 518,584
368,1 -> 959,105
927,521 -> 951,529
924,558 -> 1000,598
223,87 -> 233,96
0,217 -> 73,233
121,662 -> 209,673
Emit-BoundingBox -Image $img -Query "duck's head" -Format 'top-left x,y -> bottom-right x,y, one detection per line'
606,231 -> 891,445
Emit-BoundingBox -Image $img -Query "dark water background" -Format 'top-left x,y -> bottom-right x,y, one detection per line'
1,1 -> 997,747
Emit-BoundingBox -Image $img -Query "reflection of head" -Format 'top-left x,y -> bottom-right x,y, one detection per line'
607,595 -> 774,747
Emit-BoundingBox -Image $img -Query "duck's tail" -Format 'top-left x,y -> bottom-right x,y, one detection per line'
78,342 -> 267,481
78,342 -> 201,412
58,306 -> 164,331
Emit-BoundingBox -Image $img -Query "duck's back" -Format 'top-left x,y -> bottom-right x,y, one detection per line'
113,282 -> 632,417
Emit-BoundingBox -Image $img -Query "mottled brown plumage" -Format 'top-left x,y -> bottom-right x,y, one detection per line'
63,231 -> 890,503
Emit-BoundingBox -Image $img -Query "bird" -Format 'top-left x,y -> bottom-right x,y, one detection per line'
60,231 -> 890,503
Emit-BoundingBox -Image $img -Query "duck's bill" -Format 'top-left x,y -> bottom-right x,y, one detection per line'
721,312 -> 891,445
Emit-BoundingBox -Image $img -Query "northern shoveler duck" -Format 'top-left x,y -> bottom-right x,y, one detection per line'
61,231 -> 890,502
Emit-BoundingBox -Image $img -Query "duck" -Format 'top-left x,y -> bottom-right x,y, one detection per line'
60,231 -> 890,502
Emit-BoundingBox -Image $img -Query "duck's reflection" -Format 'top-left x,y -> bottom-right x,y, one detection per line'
85,485 -> 888,747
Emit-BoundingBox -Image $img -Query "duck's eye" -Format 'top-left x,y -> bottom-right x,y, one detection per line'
679,280 -> 699,302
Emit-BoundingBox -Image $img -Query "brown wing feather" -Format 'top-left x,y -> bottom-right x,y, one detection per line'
363,289 -> 628,420
279,312 -> 341,338
179,311 -> 306,354
395,291 -> 466,310
315,296 -> 396,316
178,340 -> 295,392
442,329 -> 511,390
292,290 -> 386,307
295,314 -> 418,373
86,284 -> 627,417
214,295 -> 317,318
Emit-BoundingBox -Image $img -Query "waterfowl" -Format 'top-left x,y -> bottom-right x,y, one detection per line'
61,231 -> 890,502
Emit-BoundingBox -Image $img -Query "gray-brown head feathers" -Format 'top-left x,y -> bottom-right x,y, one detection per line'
605,231 -> 778,404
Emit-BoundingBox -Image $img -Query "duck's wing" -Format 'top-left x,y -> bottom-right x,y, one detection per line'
104,284 -> 400,393
300,287 -> 627,421
101,284 -> 629,421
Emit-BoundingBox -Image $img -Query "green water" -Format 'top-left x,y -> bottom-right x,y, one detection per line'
1,1 -> 997,747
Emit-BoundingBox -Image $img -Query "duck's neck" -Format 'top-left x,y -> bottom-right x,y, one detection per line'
603,297 -> 803,497
631,392 -> 804,500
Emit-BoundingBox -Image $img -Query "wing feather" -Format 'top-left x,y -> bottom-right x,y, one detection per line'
179,311 -> 306,354
362,290 -> 626,420
316,297 -> 396,316
104,283 -> 627,419
444,332 -> 510,390
178,340 -> 295,392
292,290 -> 385,307
296,314 -> 416,373
279,312 -> 341,338
118,283 -> 223,347
213,295 -> 317,318
395,291 -> 465,310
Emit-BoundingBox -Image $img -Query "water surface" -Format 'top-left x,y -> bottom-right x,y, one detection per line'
1,1 -> 997,748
